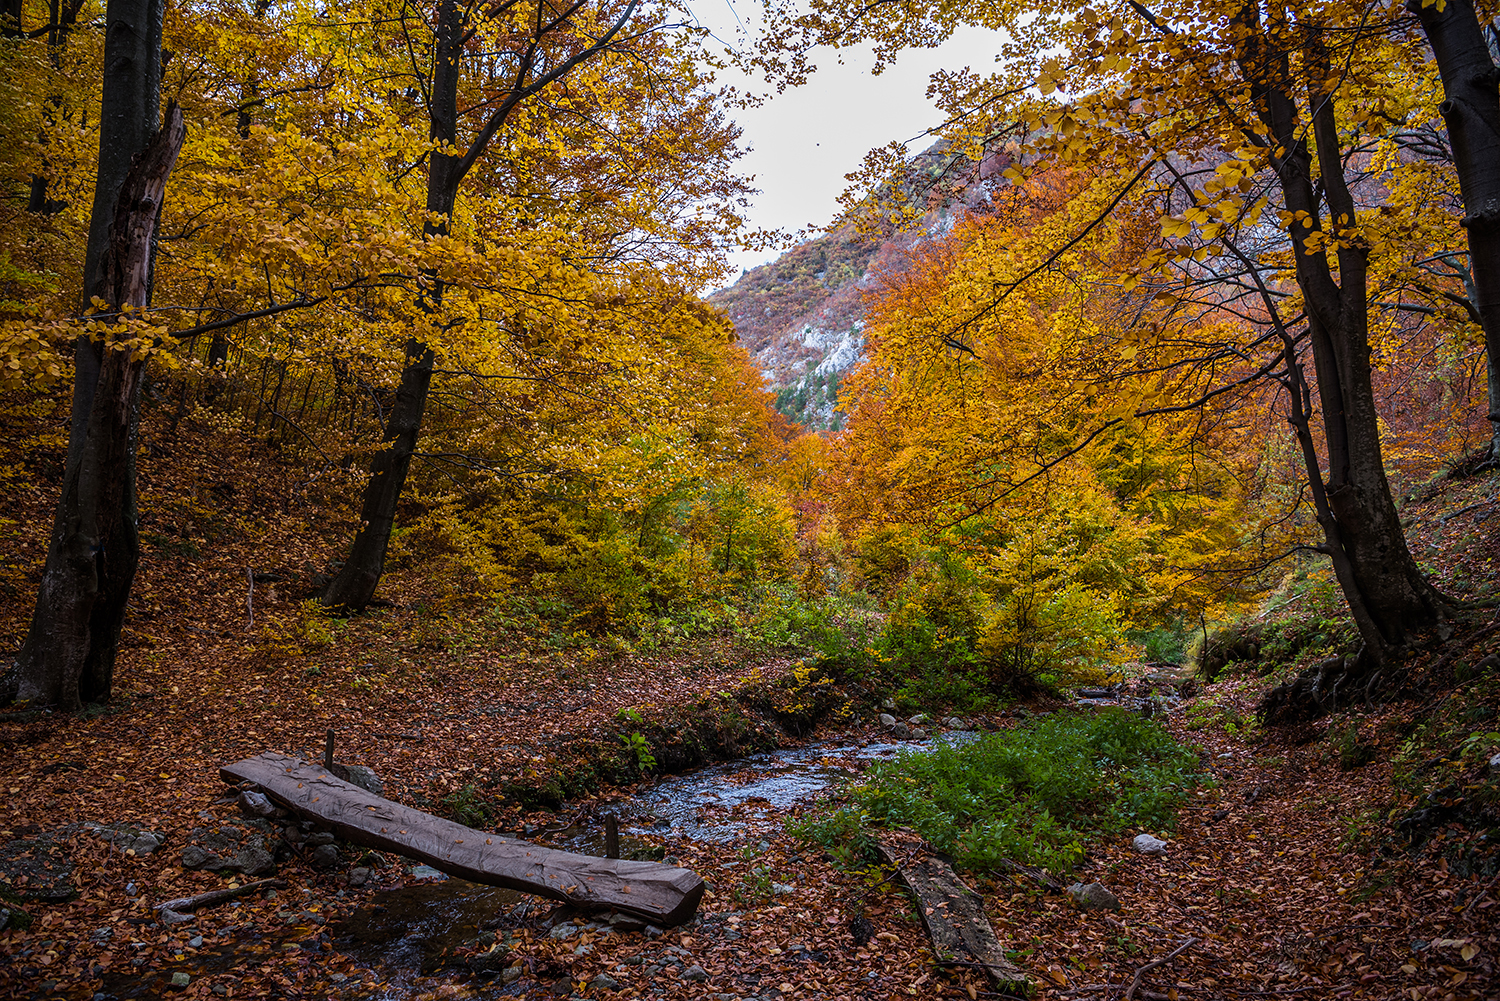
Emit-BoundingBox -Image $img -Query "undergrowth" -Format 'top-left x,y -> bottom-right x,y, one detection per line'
791,708 -> 1207,874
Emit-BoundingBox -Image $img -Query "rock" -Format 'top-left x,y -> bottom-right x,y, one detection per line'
681,964 -> 710,982
348,867 -> 370,887
468,946 -> 512,974
607,912 -> 646,932
889,723 -> 912,740
237,791 -> 276,818
1489,752 -> 1500,773
344,765 -> 385,796
309,845 -> 339,869
129,834 -> 162,856
306,832 -> 336,847
878,713 -> 897,727
236,847 -> 277,875
1133,834 -> 1168,856
410,864 -> 446,880
908,714 -> 929,724
1067,882 -> 1121,911
180,845 -> 220,870
501,966 -> 523,984
0,827 -> 79,902
189,935 -> 203,948
880,698 -> 896,710
549,923 -> 582,940
771,882 -> 796,896
943,717 -> 965,729
169,972 -> 191,989
589,973 -> 620,991
0,906 -> 31,931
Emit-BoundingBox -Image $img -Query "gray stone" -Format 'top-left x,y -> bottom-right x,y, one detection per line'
344,765 -> 384,796
549,923 -> 582,940
680,965 -> 709,982
908,714 -> 929,724
1067,882 -> 1121,911
170,972 -> 191,989
410,864 -> 446,880
306,832 -> 336,847
129,834 -> 162,856
180,845 -> 220,870
889,723 -> 912,740
501,966 -> 523,984
644,925 -> 664,937
1489,752 -> 1500,772
235,847 -> 277,875
878,713 -> 897,727
608,912 -> 646,932
1132,834 -> 1168,856
237,791 -> 276,818
880,698 -> 897,710
771,882 -> 796,896
348,867 -> 370,887
309,845 -> 339,869
590,973 -> 620,991
477,930 -> 497,946
943,717 -> 965,729
189,935 -> 203,948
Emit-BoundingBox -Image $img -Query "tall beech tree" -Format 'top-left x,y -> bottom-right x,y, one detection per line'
3,0 -> 182,711
319,0 -> 653,611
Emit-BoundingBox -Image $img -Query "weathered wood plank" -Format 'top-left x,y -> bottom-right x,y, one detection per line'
221,751 -> 703,926
876,834 -> 1029,990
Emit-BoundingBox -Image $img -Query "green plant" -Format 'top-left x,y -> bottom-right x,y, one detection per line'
794,709 -> 1206,874
624,731 -> 657,775
615,708 -> 645,724
443,784 -> 493,828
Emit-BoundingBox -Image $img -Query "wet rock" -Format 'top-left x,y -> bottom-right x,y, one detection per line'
237,791 -> 276,818
468,945 -> 512,974
309,844 -> 339,869
590,972 -> 620,991
878,713 -> 897,728
1133,834 -> 1168,856
348,866 -> 370,887
344,765 -> 384,796
1068,882 -> 1121,911
681,965 -> 710,982
410,864 -> 446,880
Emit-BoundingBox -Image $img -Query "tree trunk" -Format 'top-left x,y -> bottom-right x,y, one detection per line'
1410,0 -> 1500,460
1236,12 -> 1449,687
5,102 -> 185,711
321,0 -> 461,610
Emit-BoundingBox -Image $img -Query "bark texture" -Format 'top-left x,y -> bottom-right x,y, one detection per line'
1410,0 -> 1500,459
3,1 -> 182,712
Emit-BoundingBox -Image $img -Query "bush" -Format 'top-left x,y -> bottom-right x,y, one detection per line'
795,709 -> 1206,874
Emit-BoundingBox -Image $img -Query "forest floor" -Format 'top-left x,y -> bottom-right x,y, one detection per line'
1,416 -> 1499,1001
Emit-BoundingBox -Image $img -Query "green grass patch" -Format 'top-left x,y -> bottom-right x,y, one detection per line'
792,708 -> 1208,874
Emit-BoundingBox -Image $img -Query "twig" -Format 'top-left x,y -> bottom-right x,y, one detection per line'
158,877 -> 286,924
246,566 -> 254,629
1125,936 -> 1198,1000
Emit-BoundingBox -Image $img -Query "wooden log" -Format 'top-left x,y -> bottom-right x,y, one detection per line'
221,751 -> 703,926
875,833 -> 1029,990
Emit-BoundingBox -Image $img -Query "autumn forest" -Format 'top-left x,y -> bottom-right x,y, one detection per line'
2,0 -> 1500,999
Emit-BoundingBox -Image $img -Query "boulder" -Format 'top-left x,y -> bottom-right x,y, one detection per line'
343,765 -> 384,797
890,723 -> 912,740
237,791 -> 276,819
878,713 -> 897,728
309,844 -> 340,870
1067,882 -> 1121,911
1132,834 -> 1168,856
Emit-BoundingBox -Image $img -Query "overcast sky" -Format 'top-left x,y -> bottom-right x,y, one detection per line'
686,2 -> 1004,287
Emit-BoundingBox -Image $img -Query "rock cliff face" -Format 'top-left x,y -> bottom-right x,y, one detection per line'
710,140 -> 1012,429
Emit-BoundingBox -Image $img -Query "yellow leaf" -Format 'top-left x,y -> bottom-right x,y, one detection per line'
1460,943 -> 1478,961
1047,967 -> 1068,985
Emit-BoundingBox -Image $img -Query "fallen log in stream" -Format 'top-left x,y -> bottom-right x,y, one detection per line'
221,751 -> 704,926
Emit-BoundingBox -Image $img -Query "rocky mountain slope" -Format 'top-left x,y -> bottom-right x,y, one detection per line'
711,140 -> 1012,430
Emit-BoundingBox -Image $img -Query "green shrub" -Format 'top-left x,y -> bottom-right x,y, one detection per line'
796,709 -> 1206,874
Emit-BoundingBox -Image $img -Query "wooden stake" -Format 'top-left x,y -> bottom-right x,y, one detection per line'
605,814 -> 619,859
324,728 -> 335,771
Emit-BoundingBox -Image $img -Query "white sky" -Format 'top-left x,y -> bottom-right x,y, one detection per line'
686,2 -> 1005,287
